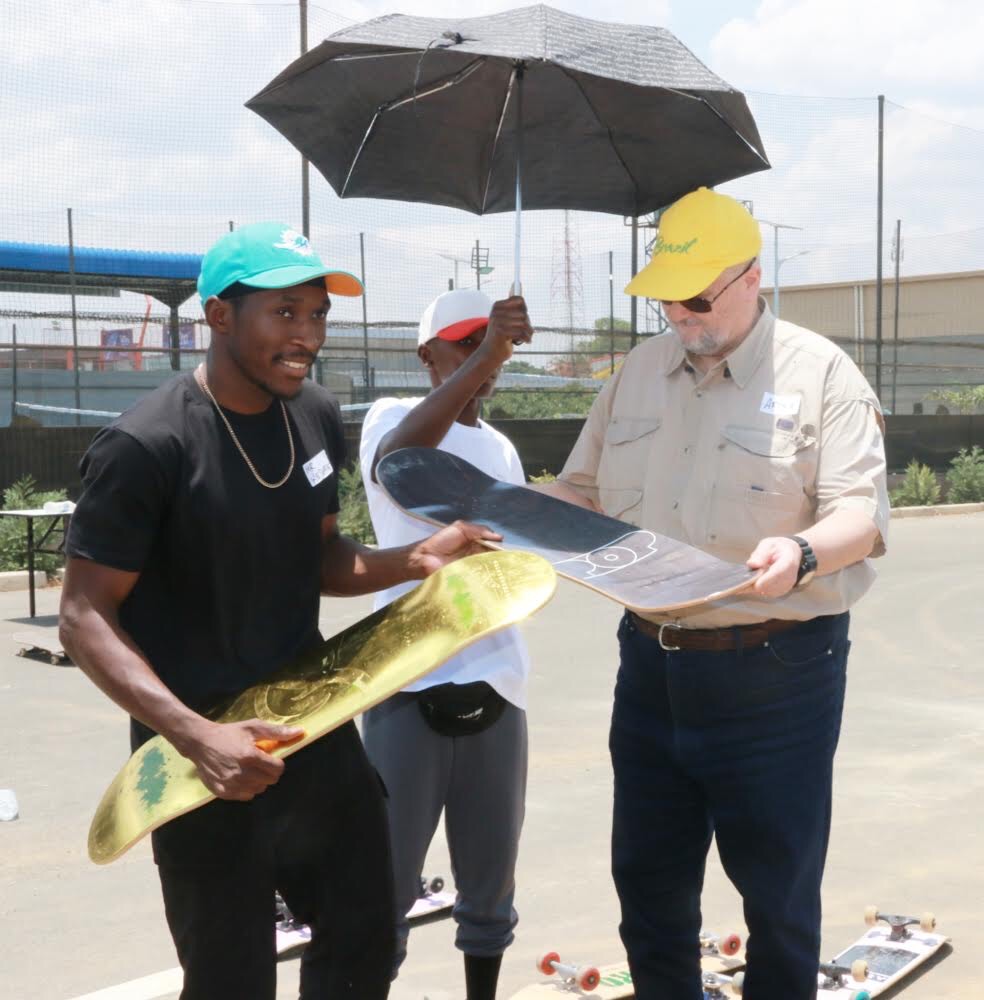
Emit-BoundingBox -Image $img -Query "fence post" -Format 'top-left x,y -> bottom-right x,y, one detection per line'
360,233 -> 370,397
875,94 -> 885,402
629,218 -> 638,350
608,250 -> 615,376
66,208 -> 82,421
10,323 -> 17,424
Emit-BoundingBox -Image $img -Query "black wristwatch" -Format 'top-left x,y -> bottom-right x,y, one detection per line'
788,535 -> 818,588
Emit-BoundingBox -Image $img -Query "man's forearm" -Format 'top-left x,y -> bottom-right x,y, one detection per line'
320,532 -> 422,596
799,509 -> 881,575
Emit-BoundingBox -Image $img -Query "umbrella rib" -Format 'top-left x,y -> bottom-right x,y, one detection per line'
340,57 -> 487,199
381,57 -> 486,113
663,87 -> 770,164
480,66 -> 519,214
556,66 -> 643,215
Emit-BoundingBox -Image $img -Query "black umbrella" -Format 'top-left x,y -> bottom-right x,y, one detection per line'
247,4 -> 769,292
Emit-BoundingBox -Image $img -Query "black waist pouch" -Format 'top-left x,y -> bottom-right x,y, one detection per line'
416,681 -> 507,737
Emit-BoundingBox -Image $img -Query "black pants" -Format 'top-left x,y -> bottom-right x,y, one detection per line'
148,721 -> 395,1000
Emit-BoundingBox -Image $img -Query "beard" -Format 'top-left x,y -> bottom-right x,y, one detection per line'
670,322 -> 731,357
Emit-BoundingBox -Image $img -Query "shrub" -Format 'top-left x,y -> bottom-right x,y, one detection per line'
0,476 -> 70,575
337,464 -> 376,545
945,446 -> 984,504
527,470 -> 557,484
889,461 -> 940,507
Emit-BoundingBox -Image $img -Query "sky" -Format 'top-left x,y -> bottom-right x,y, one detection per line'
2,0 -> 983,335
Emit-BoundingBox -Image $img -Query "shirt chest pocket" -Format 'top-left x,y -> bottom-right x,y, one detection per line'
598,416 -> 661,522
718,424 -> 818,502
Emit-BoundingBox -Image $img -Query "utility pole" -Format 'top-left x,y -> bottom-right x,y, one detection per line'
891,219 -> 903,414
757,218 -> 803,317
300,0 -> 310,237
875,94 -> 886,401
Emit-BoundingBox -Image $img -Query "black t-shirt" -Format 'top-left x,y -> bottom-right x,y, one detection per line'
67,372 -> 346,713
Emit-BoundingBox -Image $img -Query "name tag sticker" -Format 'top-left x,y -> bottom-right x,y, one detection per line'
760,392 -> 801,417
303,450 -> 333,487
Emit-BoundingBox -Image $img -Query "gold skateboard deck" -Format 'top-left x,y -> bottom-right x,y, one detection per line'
88,550 -> 556,864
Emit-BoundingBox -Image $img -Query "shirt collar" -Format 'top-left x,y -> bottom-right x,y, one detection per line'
724,298 -> 774,388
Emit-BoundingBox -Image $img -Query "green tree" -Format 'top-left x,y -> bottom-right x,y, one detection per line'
926,386 -> 984,414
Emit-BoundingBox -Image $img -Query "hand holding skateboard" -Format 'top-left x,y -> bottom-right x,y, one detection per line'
185,719 -> 305,801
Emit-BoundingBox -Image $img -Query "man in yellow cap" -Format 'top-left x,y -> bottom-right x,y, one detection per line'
550,188 -> 889,997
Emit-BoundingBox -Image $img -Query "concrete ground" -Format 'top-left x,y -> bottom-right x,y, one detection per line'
1,512 -> 981,1000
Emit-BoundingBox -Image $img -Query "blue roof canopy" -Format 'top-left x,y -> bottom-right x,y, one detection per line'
0,240 -> 202,306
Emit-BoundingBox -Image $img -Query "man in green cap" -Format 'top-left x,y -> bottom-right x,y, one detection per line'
59,222 -> 498,999
548,189 -> 889,998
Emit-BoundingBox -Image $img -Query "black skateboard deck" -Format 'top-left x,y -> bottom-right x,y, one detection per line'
377,448 -> 756,614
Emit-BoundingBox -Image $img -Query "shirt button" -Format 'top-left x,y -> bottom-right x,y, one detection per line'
672,501 -> 679,509
696,391 -> 703,398
709,533 -> 717,541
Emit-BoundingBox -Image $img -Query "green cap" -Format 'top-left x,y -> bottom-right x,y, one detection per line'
198,222 -> 363,304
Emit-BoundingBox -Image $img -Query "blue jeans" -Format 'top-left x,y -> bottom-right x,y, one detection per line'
609,612 -> 850,1000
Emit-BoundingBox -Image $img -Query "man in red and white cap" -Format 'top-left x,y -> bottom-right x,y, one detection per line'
360,289 -> 533,1000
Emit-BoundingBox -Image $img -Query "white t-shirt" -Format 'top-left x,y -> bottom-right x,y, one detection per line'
359,397 -> 531,709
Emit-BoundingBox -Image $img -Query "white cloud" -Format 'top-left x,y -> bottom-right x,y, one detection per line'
710,0 -> 984,104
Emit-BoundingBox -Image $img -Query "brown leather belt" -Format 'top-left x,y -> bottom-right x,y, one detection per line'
629,612 -> 803,652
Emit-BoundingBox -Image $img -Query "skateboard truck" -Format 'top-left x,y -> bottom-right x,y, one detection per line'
536,952 -> 601,992
818,960 -> 871,999
419,874 -> 445,896
864,905 -> 937,941
702,971 -> 740,997
274,891 -> 302,932
699,929 -> 742,958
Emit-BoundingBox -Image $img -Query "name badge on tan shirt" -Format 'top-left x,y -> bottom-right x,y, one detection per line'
760,392 -> 801,417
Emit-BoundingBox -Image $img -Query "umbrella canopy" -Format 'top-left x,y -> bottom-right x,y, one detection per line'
247,4 -> 769,220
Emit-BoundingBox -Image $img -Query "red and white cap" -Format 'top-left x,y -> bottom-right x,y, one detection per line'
417,289 -> 493,348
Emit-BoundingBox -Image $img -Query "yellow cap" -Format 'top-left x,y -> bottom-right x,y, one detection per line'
625,187 -> 762,300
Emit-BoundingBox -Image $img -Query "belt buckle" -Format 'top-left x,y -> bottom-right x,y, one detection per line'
657,623 -> 682,652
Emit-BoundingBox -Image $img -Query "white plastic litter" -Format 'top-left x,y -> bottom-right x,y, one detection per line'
0,789 -> 19,821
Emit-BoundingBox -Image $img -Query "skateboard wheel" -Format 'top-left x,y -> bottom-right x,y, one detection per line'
919,911 -> 936,932
730,970 -> 745,995
576,965 -> 601,991
863,905 -> 879,927
856,993 -> 871,1000
536,951 -> 560,976
851,959 -> 869,982
721,933 -> 741,956
429,876 -> 444,893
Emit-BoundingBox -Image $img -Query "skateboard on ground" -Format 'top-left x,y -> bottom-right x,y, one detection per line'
376,448 -> 756,614
87,551 -> 556,864
509,929 -> 744,997
407,873 -> 455,921
12,627 -> 71,666
814,907 -> 948,998
275,874 -> 455,956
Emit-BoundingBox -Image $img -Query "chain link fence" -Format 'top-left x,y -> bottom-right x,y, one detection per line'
3,0 -> 984,428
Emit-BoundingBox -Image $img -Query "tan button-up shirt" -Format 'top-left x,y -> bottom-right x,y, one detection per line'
559,300 -> 889,627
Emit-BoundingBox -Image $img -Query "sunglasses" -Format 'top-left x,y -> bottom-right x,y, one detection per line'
659,260 -> 755,314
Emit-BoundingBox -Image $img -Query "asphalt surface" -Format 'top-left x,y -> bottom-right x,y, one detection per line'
1,512 -> 980,999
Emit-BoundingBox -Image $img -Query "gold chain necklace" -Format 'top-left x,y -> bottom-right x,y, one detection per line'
195,366 -> 295,489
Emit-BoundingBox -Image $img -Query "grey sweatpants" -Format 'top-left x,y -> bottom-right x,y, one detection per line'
362,690 -> 528,973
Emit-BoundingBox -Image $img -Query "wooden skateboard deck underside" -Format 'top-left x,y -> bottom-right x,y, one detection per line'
377,448 -> 755,614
